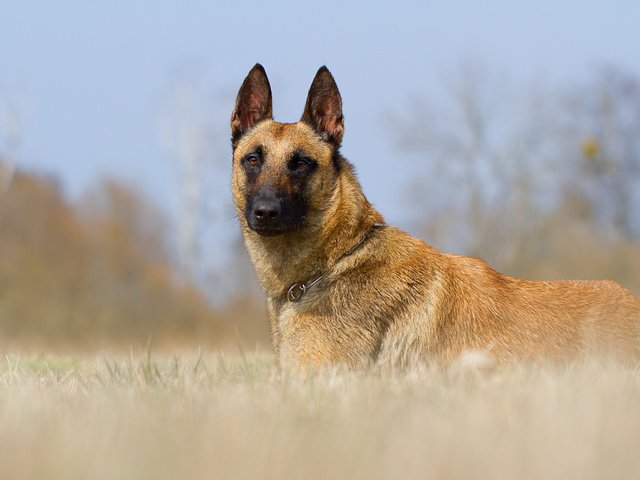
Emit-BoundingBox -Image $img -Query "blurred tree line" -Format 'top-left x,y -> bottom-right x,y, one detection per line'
0,170 -> 268,350
391,66 -> 640,295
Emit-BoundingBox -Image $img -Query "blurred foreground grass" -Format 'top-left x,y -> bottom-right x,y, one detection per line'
1,352 -> 639,480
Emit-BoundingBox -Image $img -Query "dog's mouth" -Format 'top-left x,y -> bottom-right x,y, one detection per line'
248,219 -> 305,237
250,225 -> 288,237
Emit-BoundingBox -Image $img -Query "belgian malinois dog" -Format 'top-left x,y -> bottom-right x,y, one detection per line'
230,64 -> 640,371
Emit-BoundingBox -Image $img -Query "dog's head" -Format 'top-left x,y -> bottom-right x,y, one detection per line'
230,64 -> 344,237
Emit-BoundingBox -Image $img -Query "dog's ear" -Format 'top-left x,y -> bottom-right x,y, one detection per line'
231,64 -> 273,143
301,66 -> 344,147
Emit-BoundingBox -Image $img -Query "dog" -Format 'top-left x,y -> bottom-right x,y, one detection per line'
230,64 -> 640,371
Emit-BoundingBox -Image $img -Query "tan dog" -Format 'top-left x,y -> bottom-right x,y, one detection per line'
230,64 -> 640,370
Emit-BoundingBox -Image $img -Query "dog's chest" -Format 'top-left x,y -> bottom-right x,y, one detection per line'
275,301 -> 326,370
273,298 -> 372,371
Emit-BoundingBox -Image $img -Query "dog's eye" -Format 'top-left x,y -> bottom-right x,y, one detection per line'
289,156 -> 314,172
244,154 -> 261,167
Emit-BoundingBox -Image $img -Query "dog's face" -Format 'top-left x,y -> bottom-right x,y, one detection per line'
231,65 -> 344,237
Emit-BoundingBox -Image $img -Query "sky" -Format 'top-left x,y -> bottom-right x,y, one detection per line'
1,0 -> 639,231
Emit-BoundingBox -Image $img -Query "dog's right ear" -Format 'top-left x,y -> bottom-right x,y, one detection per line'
231,64 -> 273,143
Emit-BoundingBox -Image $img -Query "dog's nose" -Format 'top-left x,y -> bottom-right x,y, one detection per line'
252,199 -> 281,221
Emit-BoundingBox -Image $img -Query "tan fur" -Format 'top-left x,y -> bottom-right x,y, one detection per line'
231,66 -> 640,371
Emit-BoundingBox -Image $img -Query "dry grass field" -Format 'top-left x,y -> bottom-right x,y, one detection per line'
1,351 -> 639,480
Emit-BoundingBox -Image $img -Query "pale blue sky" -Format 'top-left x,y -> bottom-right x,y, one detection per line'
2,1 -> 639,226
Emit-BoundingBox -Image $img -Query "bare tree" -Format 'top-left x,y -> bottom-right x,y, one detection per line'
0,93 -> 22,195
389,64 -> 557,269
556,68 -> 640,240
160,79 -> 219,281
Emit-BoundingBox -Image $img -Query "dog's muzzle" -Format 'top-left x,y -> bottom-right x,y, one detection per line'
247,195 -> 285,236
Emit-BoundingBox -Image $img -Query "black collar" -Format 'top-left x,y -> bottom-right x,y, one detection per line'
286,223 -> 386,302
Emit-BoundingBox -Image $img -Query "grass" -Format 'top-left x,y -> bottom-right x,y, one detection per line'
1,351 -> 639,480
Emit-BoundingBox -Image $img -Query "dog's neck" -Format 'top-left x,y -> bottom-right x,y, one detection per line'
242,163 -> 383,299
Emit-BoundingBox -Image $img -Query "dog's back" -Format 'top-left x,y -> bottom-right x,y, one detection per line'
334,227 -> 640,369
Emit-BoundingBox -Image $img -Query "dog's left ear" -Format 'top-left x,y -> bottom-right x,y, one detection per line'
301,66 -> 344,147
